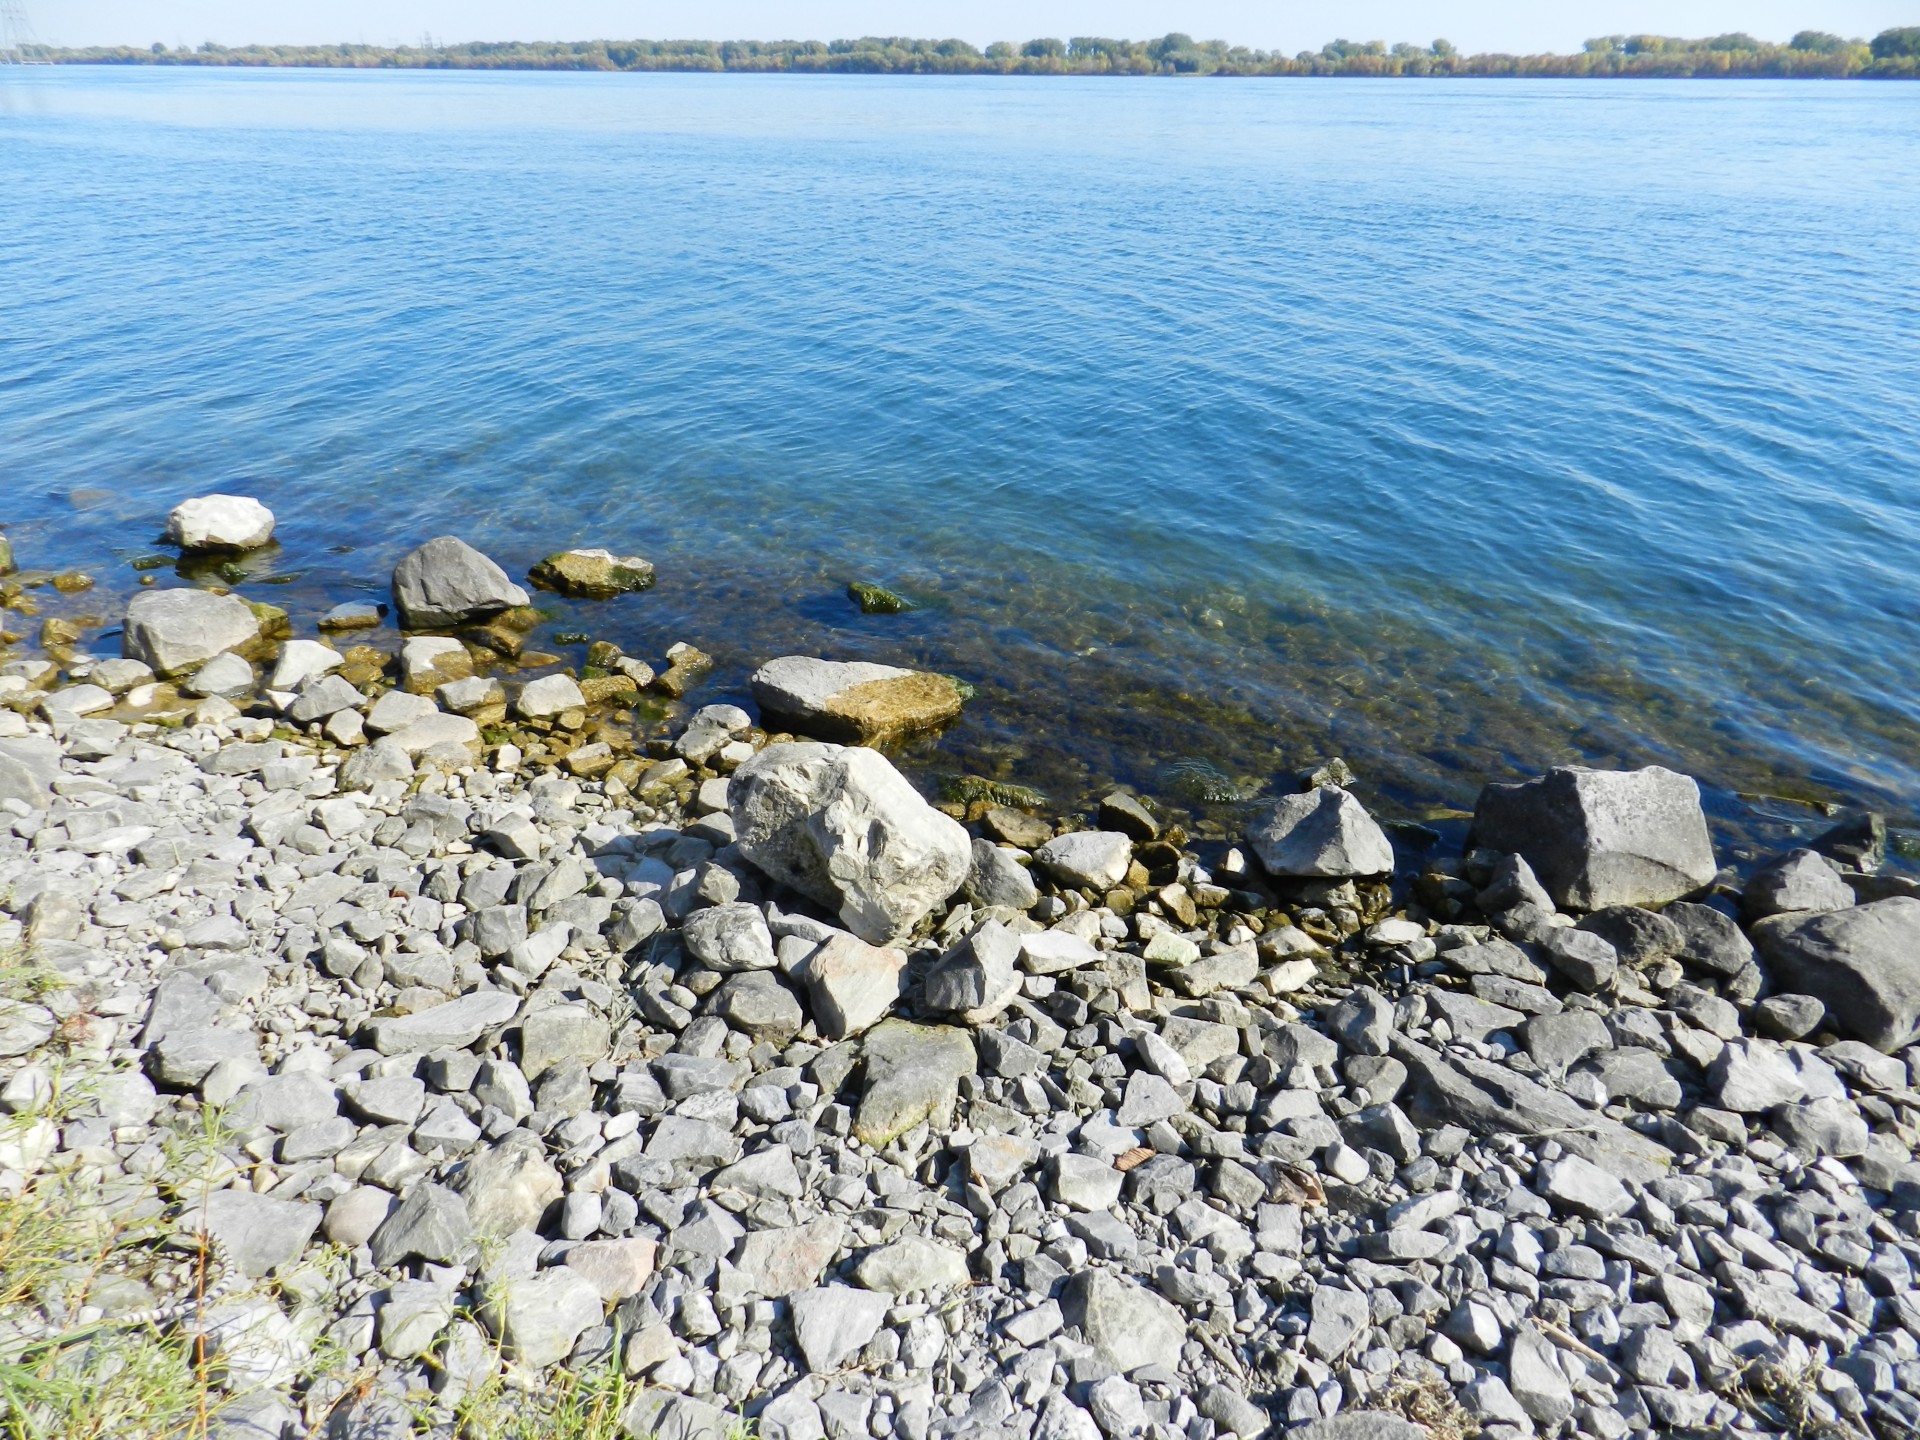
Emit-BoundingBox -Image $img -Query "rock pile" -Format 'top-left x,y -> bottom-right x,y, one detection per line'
0,515 -> 1917,1440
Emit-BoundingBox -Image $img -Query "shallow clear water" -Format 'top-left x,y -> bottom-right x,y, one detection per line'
4,68 -> 1919,841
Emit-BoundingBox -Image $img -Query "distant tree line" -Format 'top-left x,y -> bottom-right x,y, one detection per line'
26,29 -> 1920,77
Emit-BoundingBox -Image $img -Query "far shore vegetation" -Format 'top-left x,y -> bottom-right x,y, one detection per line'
18,28 -> 1920,78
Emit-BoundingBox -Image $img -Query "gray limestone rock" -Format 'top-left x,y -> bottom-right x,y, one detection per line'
1392,1034 -> 1672,1182
730,742 -> 971,944
788,1285 -> 890,1371
1752,897 -> 1920,1051
966,838 -> 1039,911
368,1183 -> 475,1268
1034,830 -> 1135,892
192,1190 -> 322,1278
1472,764 -> 1716,910
853,1020 -> 976,1147
1061,1270 -> 1185,1374
122,588 -> 261,678
1246,786 -> 1393,878
1743,847 -> 1855,919
852,1236 -> 969,1293
480,1269 -> 603,1369
795,932 -> 908,1040
391,536 -> 529,629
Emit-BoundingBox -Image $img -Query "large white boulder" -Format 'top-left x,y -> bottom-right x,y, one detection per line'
730,741 -> 971,944
122,588 -> 261,678
392,536 -> 529,630
1473,765 -> 1715,911
166,494 -> 275,550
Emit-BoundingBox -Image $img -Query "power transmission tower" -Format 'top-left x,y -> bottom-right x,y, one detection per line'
0,0 -> 48,64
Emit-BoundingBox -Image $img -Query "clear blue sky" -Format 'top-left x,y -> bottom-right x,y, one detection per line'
37,1 -> 1917,52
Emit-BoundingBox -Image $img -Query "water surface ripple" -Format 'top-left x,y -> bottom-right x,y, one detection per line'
4,70 -> 1919,842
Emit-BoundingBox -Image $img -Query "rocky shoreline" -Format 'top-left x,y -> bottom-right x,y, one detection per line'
1,497 -> 1918,1440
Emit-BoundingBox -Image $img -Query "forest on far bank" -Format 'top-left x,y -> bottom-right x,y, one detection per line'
25,28 -> 1920,77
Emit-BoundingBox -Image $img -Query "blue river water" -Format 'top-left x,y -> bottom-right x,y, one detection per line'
3,67 -> 1918,844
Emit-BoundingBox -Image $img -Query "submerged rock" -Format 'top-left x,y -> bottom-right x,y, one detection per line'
121,588 -> 261,678
528,547 -> 655,599
847,580 -> 913,614
1246,785 -> 1393,878
730,741 -> 971,944
166,494 -> 275,551
750,655 -> 966,745
1472,764 -> 1716,910
391,536 -> 530,630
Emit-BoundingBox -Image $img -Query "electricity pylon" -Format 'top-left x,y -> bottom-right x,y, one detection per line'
0,0 -> 48,64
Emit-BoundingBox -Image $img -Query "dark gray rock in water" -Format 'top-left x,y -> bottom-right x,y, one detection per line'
1742,847 -> 1855,919
1471,765 -> 1716,910
1752,896 -> 1920,1052
391,536 -> 530,630
1664,901 -> 1754,977
1811,811 -> 1886,873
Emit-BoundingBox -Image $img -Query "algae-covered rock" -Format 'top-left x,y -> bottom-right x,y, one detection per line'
847,581 -> 912,615
528,548 -> 655,600
751,655 -> 966,745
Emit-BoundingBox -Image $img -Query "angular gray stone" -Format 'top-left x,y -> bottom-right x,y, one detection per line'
852,1236 -> 969,1293
1744,848 -> 1855,918
682,902 -> 778,972
795,932 -> 908,1040
1752,897 -> 1920,1051
1061,1270 -> 1185,1373
365,991 -> 518,1055
1196,1385 -> 1269,1440
1665,900 -> 1754,976
193,1190 -> 322,1278
1472,764 -> 1716,910
710,971 -> 805,1044
391,536 -> 529,629
1287,1418 -> 1425,1440
1521,1010 -> 1612,1075
732,1215 -> 846,1298
923,921 -> 1022,1025
621,1391 -> 731,1440
0,735 -> 60,810
1246,786 -> 1393,878
1771,1096 -> 1869,1158
481,1269 -> 603,1369
519,1003 -> 610,1080
1538,927 -> 1618,990
1051,1152 -> 1125,1210
368,1183 -> 475,1268
1709,1039 -> 1806,1113
854,1020 -> 975,1147
1034,831 -> 1134,892
731,742 -> 971,944
1306,1284 -> 1368,1360
1536,1153 -> 1633,1219
1392,1034 -> 1673,1182
122,589 -> 261,678
967,838 -> 1039,910
184,651 -> 255,700
788,1285 -> 890,1371
1507,1324 -> 1574,1426
287,672 -> 363,724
